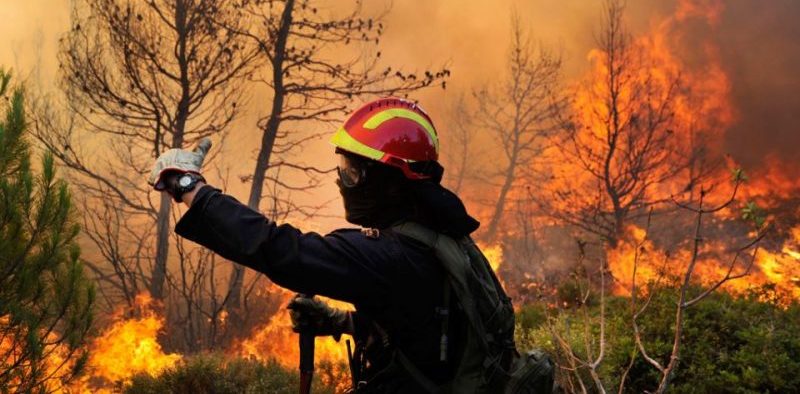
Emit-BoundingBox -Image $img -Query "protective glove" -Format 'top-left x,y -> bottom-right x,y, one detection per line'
287,295 -> 352,341
148,138 -> 212,192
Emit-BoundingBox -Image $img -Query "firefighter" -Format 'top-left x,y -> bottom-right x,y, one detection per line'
149,98 -> 485,392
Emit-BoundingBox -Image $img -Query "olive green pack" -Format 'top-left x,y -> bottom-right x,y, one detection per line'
391,222 -> 554,394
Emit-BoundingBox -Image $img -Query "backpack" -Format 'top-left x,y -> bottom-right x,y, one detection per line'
390,222 -> 554,394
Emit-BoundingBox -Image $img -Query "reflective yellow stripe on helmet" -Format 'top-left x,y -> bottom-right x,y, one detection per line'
362,108 -> 439,153
330,127 -> 386,161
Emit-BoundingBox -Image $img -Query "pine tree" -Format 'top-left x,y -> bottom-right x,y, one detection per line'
0,69 -> 95,393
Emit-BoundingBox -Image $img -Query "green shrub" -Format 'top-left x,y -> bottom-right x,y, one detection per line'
125,354 -> 335,394
518,286 -> 800,393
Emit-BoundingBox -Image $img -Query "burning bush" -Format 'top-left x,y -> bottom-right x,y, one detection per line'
234,291 -> 353,392
83,294 -> 182,387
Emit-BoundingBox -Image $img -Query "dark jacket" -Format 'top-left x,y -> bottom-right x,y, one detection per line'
176,186 -> 464,392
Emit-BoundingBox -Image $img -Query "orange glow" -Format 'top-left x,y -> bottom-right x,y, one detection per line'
0,316 -> 81,393
595,0 -> 799,304
3,294 -> 182,393
545,0 -> 735,220
478,242 -> 507,291
235,290 -> 352,390
755,228 -> 800,299
80,294 -> 181,390
3,0 -> 799,391
727,156 -> 800,207
606,226 -> 665,296
608,225 -> 800,301
479,242 -> 504,273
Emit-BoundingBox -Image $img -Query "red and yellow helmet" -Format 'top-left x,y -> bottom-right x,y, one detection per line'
330,97 -> 439,180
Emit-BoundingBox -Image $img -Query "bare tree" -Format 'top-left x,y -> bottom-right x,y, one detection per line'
474,12 -> 563,242
547,241 -> 609,393
441,93 -> 477,194
545,0 -> 712,247
222,0 -> 450,320
623,179 -> 767,393
547,180 -> 765,394
49,0 -> 259,305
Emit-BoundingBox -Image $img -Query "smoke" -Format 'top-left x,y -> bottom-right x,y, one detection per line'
717,0 -> 800,170
375,0 -> 800,177
0,0 -> 796,228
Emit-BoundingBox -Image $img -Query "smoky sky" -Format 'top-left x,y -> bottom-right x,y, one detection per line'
375,0 -> 800,176
0,0 -> 797,229
717,0 -> 800,170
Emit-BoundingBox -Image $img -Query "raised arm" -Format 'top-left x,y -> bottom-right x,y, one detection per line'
174,185 -> 394,305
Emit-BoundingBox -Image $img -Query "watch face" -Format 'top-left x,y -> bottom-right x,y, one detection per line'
178,174 -> 193,187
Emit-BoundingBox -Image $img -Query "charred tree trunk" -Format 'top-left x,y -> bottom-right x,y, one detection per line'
150,1 -> 192,300
150,195 -> 172,299
226,0 -> 295,322
474,13 -> 563,243
485,136 -> 519,242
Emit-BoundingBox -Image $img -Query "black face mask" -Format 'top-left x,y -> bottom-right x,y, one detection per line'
337,154 -> 480,236
337,176 -> 412,229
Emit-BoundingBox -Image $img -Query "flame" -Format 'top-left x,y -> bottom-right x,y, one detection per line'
235,290 -> 351,390
755,228 -> 800,299
543,0 -> 800,303
0,316 -> 82,393
724,156 -> 800,208
545,0 -> 735,219
7,1 -> 800,391
2,293 -> 181,393
606,226 -> 665,296
78,293 -> 181,390
608,225 -> 800,301
479,242 -> 504,273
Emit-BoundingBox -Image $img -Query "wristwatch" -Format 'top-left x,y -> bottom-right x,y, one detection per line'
171,172 -> 205,202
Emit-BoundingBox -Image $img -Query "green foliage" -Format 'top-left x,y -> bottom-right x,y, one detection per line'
518,287 -> 800,393
124,354 -> 336,394
517,303 -> 548,332
731,168 -> 748,183
741,201 -> 766,229
0,69 -> 95,392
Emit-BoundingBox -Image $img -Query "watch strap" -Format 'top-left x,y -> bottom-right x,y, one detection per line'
172,172 -> 205,202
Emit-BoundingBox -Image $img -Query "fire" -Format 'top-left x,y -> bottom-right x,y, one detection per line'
544,0 -> 800,304
479,242 -> 504,273
477,242 -> 508,291
544,0 -> 736,219
79,293 -> 181,389
754,227 -> 800,299
0,316 -> 82,393
235,244 -> 505,372
729,156 -> 800,206
608,225 -> 800,301
606,226 -> 665,296
2,293 -> 180,393
235,290 -> 352,390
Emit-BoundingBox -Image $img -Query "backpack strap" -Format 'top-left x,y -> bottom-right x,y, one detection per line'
392,222 -> 520,393
391,221 -> 439,248
392,222 -> 491,353
395,348 -> 440,393
438,279 -> 451,362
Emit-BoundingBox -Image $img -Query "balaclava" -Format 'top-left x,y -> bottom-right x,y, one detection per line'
338,153 -> 480,237
338,159 -> 413,229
